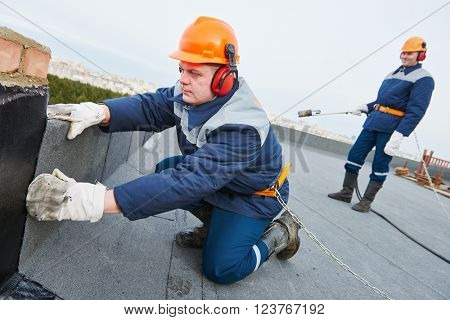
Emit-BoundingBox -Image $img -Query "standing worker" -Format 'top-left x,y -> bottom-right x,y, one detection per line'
328,36 -> 434,212
26,17 -> 301,285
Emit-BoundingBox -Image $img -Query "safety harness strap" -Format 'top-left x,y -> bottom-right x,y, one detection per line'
374,104 -> 405,117
253,164 -> 292,197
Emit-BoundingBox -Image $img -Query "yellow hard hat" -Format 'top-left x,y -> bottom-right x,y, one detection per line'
402,36 -> 426,52
170,16 -> 239,65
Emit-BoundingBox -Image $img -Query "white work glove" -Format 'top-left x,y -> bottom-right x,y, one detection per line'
384,131 -> 405,156
26,169 -> 106,222
47,102 -> 106,140
350,104 -> 369,116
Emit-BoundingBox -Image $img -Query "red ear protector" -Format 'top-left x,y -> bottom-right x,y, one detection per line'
211,44 -> 238,96
417,41 -> 427,61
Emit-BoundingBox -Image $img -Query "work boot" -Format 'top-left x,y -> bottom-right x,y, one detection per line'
328,171 -> 358,203
261,211 -> 301,260
176,205 -> 212,249
352,180 -> 383,213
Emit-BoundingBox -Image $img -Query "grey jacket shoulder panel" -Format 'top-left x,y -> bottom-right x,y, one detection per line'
173,78 -> 270,148
385,67 -> 433,83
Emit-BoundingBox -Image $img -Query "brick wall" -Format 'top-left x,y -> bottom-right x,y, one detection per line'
0,27 -> 51,86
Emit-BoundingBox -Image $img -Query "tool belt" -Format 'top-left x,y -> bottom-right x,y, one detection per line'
253,164 -> 292,197
374,104 -> 405,117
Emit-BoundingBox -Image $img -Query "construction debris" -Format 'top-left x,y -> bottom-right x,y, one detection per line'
394,149 -> 449,198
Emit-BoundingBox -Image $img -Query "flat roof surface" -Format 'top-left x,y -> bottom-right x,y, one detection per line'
19,138 -> 450,300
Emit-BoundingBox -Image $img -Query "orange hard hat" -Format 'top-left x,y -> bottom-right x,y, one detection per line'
170,16 -> 239,65
402,36 -> 427,52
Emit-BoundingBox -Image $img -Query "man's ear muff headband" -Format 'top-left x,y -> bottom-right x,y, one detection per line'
211,44 -> 238,96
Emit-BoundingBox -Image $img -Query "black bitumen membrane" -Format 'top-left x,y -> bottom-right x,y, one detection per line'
0,85 -> 47,285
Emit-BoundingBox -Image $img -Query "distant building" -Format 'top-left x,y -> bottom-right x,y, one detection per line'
48,57 -> 156,95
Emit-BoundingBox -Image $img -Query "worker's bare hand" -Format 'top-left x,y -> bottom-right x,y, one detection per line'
47,102 -> 106,140
26,168 -> 106,222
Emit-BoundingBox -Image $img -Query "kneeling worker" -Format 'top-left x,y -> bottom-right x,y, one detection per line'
26,17 -> 301,285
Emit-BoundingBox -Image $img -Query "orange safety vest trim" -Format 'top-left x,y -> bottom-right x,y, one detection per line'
252,164 -> 292,197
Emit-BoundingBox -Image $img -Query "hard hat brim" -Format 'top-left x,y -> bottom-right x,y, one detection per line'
169,50 -> 227,64
400,49 -> 426,52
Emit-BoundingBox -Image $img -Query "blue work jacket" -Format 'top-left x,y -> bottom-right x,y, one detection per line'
364,63 -> 434,136
101,78 -> 288,221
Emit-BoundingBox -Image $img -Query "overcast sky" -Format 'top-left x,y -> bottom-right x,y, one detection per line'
1,0 -> 449,159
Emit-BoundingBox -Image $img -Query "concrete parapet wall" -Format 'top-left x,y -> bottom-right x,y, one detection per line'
32,121 -> 448,188
272,124 -> 449,181
35,120 -> 110,182
101,131 -> 133,181
273,124 -> 354,157
34,121 -> 181,185
31,121 -> 449,188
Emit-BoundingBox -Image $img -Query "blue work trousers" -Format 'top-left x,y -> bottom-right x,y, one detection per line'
344,129 -> 393,182
155,156 -> 273,284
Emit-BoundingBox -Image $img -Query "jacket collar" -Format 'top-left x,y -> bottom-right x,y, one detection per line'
168,82 -> 239,131
394,63 -> 422,75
